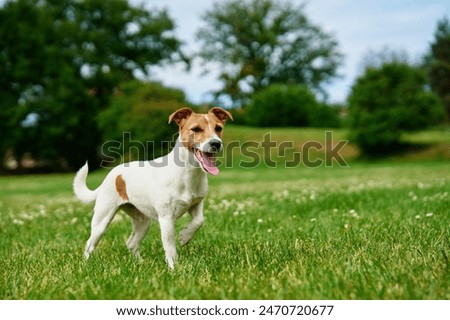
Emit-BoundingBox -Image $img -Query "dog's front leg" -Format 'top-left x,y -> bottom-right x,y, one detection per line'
179,201 -> 204,246
158,216 -> 177,269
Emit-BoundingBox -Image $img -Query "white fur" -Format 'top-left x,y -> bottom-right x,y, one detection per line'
73,138 -> 209,269
73,162 -> 99,204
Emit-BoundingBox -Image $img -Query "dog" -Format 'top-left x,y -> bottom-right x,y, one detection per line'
73,107 -> 233,269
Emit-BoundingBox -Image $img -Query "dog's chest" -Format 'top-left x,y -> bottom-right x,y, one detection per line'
172,178 -> 207,217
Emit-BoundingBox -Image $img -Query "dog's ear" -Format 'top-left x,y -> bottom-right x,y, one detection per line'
168,107 -> 194,127
209,107 -> 233,124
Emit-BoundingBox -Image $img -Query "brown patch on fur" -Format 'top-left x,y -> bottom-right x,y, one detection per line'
115,174 -> 129,201
168,107 -> 193,127
209,107 -> 233,123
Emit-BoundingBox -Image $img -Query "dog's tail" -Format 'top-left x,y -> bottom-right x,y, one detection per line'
73,162 -> 98,204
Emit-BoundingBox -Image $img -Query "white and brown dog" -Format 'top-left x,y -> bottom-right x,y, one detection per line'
73,107 -> 233,269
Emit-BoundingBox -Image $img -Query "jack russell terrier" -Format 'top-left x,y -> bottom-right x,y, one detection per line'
73,107 -> 233,269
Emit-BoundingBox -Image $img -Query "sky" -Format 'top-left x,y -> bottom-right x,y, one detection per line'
141,0 -> 449,105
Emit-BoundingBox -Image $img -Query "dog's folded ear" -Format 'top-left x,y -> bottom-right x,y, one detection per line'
168,107 -> 194,127
209,107 -> 233,124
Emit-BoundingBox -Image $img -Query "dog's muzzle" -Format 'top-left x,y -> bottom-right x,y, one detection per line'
193,138 -> 223,176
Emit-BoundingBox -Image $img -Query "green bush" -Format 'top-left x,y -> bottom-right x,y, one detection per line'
245,84 -> 340,127
309,103 -> 342,128
98,81 -> 187,163
348,62 -> 445,156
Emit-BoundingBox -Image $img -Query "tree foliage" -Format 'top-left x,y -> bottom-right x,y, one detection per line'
348,63 -> 445,156
427,16 -> 450,120
196,0 -> 343,105
245,84 -> 340,128
98,81 -> 187,163
0,0 -> 182,170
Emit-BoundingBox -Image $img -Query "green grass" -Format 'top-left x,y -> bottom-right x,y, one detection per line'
1,127 -> 449,299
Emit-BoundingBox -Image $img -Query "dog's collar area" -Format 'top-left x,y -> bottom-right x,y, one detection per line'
193,148 -> 219,176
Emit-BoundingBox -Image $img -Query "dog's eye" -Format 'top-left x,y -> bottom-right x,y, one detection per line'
191,127 -> 202,133
215,125 -> 223,132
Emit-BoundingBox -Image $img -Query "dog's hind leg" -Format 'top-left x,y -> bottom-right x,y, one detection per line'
122,204 -> 151,259
83,198 -> 118,259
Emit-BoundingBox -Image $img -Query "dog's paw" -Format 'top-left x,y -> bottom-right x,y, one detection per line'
179,231 -> 192,247
166,255 -> 176,270
130,250 -> 143,262
83,251 -> 90,260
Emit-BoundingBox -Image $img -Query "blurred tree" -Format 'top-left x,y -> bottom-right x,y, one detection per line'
245,84 -> 340,127
308,102 -> 341,128
426,16 -> 450,120
98,80 -> 187,164
196,0 -> 343,105
0,0 -> 183,171
359,46 -> 410,71
348,63 -> 445,156
246,84 -> 318,127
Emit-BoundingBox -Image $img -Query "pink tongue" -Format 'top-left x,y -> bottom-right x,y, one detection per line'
199,151 -> 219,175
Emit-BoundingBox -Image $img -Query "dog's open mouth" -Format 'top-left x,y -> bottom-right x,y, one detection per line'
194,149 -> 219,175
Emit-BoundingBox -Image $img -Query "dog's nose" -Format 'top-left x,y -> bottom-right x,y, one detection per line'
210,139 -> 222,152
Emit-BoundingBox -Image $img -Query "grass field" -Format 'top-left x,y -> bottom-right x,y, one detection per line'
0,127 -> 449,299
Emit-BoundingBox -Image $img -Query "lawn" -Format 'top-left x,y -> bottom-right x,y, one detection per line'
0,127 -> 449,299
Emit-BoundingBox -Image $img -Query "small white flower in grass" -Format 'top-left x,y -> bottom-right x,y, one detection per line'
349,209 -> 358,218
13,219 -> 24,225
257,219 -> 263,223
221,199 -> 232,209
415,215 -> 421,220
333,208 -> 339,213
267,229 -> 272,233
344,223 -> 349,229
309,194 -> 316,200
310,218 -> 316,222
426,212 -> 433,218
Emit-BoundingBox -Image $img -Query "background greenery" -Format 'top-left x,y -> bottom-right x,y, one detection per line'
347,63 -> 445,155
0,0 -> 183,170
245,85 -> 341,128
1,0 -> 447,171
196,0 -> 343,104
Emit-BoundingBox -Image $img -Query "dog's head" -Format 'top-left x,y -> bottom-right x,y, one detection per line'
168,107 -> 233,175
